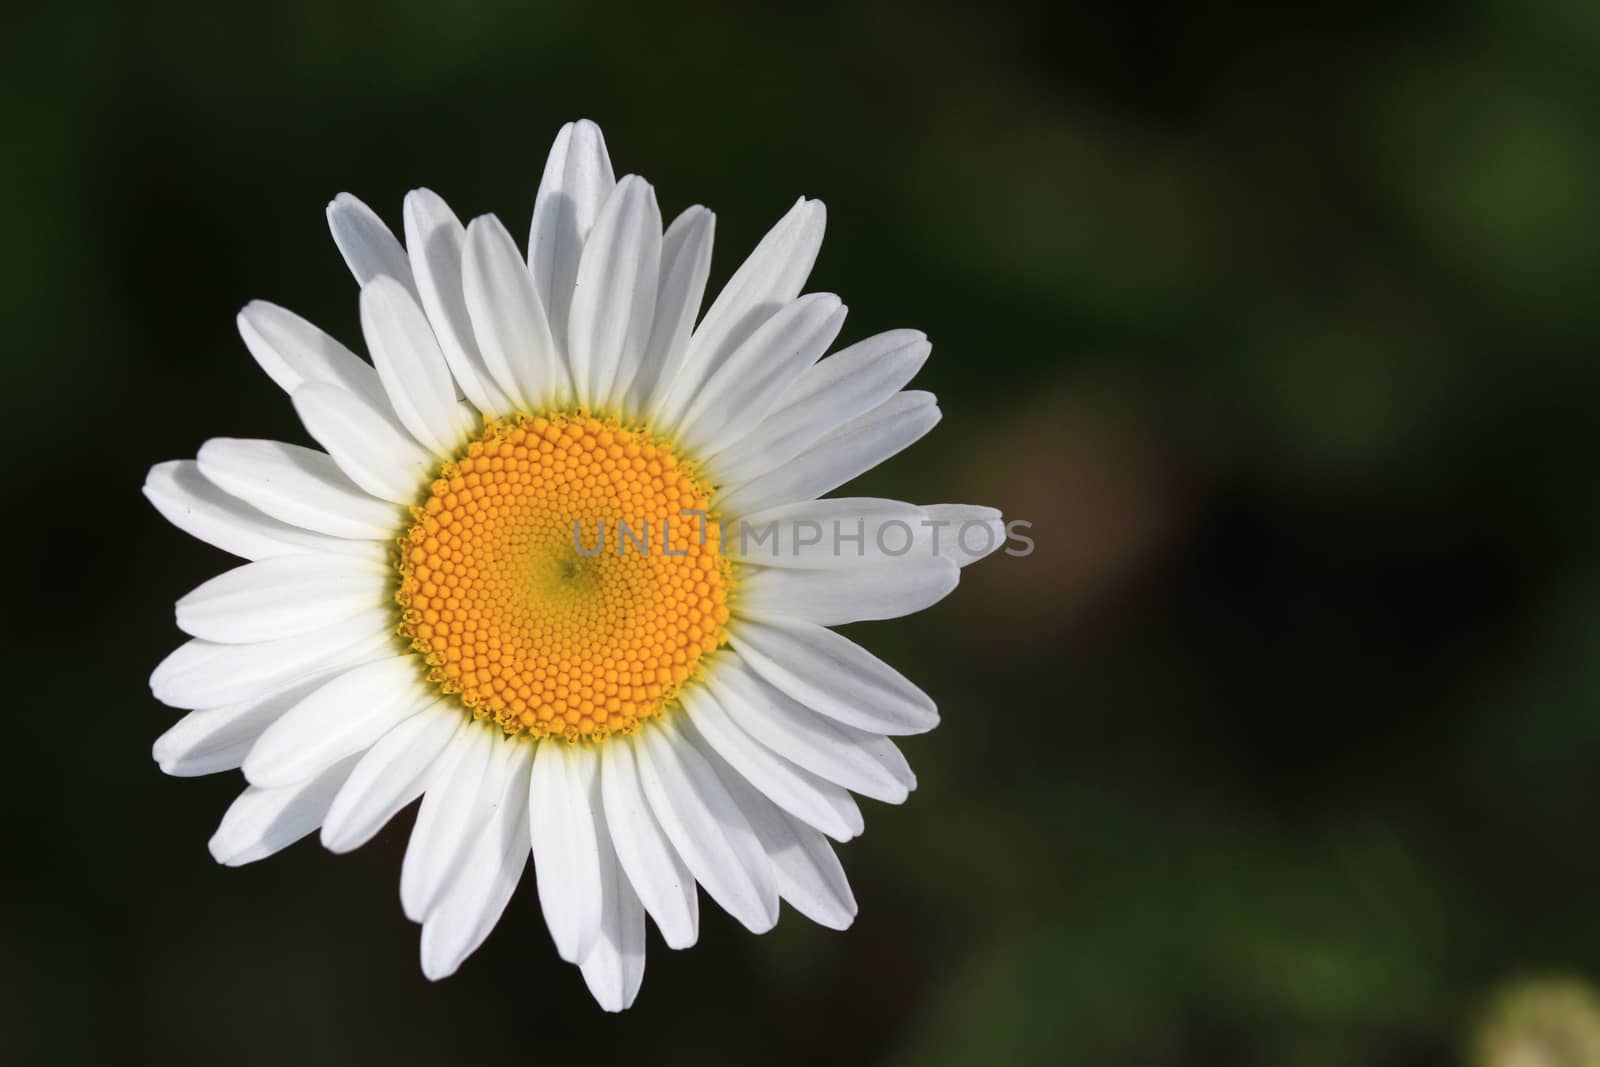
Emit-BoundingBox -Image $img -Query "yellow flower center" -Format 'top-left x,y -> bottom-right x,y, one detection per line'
395,411 -> 733,742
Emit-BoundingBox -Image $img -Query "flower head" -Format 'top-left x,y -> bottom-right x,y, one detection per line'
147,119 -> 1002,1010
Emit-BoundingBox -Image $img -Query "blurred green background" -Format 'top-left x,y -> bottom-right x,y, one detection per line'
5,1 -> 1600,1064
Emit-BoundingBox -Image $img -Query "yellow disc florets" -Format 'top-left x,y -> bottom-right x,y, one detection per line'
395,410 -> 733,742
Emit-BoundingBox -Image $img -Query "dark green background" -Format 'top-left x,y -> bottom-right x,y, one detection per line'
6,1 -> 1600,1064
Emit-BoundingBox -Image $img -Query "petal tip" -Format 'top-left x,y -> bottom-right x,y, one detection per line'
326,191 -> 363,216
206,832 -> 238,866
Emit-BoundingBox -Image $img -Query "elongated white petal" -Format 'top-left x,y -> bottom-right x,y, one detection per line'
630,206 -> 714,415
327,193 -> 416,296
726,497 -> 927,569
145,461 -> 383,562
765,817 -> 857,930
599,739 -> 698,949
322,702 -> 464,853
196,439 -> 404,541
701,738 -> 856,930
680,684 -> 858,842
420,738 -> 532,981
567,175 -> 661,410
243,655 -> 427,789
149,608 -> 394,710
361,275 -> 475,456
866,732 -> 917,792
675,293 -> 845,455
236,300 -> 388,408
707,330 -> 929,486
528,119 -> 616,354
708,663 -> 911,804
529,741 -> 604,963
153,713 -> 259,778
404,188 -> 513,416
578,813 -> 646,1012
923,504 -> 1007,566
401,724 -> 497,921
718,391 -> 940,517
651,198 -> 825,428
176,553 -> 389,643
153,669 -> 339,778
463,214 -> 566,410
729,616 -> 937,735
738,557 -> 959,627
694,739 -> 857,927
292,383 -> 435,505
208,755 -> 358,867
633,719 -> 778,933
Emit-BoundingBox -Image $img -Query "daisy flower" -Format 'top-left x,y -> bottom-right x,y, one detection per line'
146,119 -> 1003,1010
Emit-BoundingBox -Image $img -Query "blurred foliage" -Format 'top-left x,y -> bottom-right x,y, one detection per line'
4,0 -> 1600,1064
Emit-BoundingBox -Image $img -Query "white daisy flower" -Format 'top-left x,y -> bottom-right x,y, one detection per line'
146,119 -> 1003,1011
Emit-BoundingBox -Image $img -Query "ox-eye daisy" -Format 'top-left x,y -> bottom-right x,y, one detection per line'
146,119 -> 1002,1010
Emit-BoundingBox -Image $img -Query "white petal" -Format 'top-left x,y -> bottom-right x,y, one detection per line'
321,702 -> 465,853
149,608 -> 394,710
726,497 -> 928,569
737,557 -> 959,627
651,198 -> 825,428
153,670 -> 339,778
152,711 -> 260,778
361,274 -> 476,456
208,755 -> 358,867
236,300 -> 388,407
175,553 -> 389,643
196,439 -> 404,541
923,504 -> 1007,566
529,741 -> 604,963
292,382 -> 435,505
630,206 -> 714,416
702,739 -> 857,930
420,738 -> 533,980
401,724 -> 498,921
145,461 -> 384,562
865,732 -> 916,792
463,214 -> 566,410
326,192 -> 416,296
674,293 -> 846,455
679,683 -> 859,842
717,391 -> 940,517
566,175 -> 661,411
578,812 -> 647,1012
728,616 -> 938,735
632,720 -> 778,933
706,330 -> 929,486
404,188 -> 513,416
243,655 -> 427,789
706,662 -> 911,804
528,119 -> 616,355
598,738 -> 699,949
